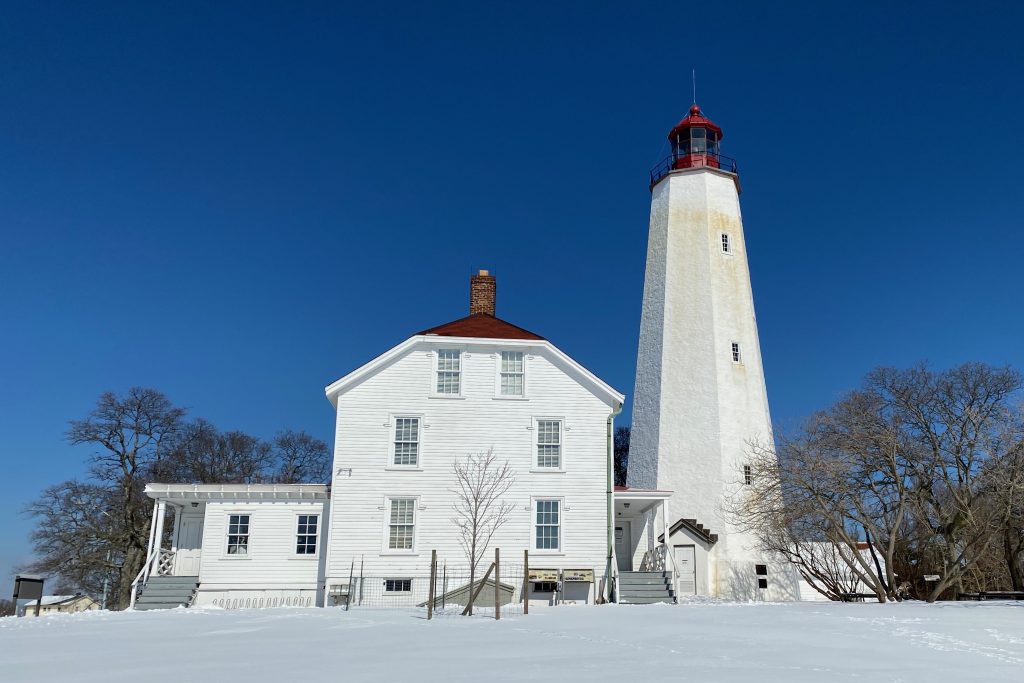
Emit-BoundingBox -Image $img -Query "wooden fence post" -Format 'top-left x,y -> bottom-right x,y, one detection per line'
494,547 -> 501,620
523,549 -> 529,615
427,549 -> 437,620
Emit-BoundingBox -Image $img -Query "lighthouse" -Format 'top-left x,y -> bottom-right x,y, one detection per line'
626,105 -> 797,600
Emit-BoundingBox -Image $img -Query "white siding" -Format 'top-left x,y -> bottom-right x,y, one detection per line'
195,500 -> 326,605
325,340 -> 619,602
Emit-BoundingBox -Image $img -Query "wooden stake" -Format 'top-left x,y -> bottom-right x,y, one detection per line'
462,562 -> 495,616
523,549 -> 529,615
494,547 -> 501,620
427,549 -> 437,620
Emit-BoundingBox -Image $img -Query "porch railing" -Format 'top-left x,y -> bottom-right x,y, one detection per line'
639,544 -> 667,572
128,547 -> 177,609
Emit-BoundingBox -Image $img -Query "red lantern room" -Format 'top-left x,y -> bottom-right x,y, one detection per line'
669,104 -> 724,169
650,104 -> 737,189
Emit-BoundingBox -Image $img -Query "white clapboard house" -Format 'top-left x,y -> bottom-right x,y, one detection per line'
133,272 -> 685,610
133,102 -> 803,609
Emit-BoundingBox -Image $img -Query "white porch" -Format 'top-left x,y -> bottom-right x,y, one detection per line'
611,487 -> 677,604
130,483 -> 329,609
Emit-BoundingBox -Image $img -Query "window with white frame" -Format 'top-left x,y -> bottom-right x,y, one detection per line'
743,465 -> 753,486
535,499 -> 561,551
384,579 -> 412,593
536,419 -> 562,468
721,233 -> 731,253
731,342 -> 742,363
296,514 -> 318,555
393,417 -> 420,466
436,349 -> 461,394
499,350 -> 524,395
227,514 -> 250,555
387,498 -> 416,550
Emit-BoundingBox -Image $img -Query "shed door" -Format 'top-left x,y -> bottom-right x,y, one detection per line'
673,545 -> 696,595
175,517 -> 203,576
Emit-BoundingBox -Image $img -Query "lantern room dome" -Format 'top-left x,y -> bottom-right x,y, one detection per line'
668,104 -> 723,141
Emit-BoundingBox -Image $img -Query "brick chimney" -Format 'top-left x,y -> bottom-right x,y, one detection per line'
469,269 -> 496,316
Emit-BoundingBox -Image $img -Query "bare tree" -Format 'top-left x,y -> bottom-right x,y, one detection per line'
59,388 -> 184,609
272,430 -> 331,484
728,363 -> 1024,603
614,426 -> 630,487
450,450 -> 515,615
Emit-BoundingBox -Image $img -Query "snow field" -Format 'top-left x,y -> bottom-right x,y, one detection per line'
1,601 -> 1022,682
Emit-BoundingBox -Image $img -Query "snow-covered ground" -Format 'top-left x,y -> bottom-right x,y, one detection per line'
1,601 -> 1022,682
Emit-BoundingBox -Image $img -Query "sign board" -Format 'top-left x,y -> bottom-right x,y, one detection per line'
529,569 -> 559,583
13,575 -> 44,601
923,575 -> 940,582
562,569 -> 594,583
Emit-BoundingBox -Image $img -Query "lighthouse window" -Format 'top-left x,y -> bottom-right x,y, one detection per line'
744,465 -> 753,485
721,233 -> 731,253
731,342 -> 742,363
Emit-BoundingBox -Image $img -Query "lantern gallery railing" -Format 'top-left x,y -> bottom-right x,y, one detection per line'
649,152 -> 738,189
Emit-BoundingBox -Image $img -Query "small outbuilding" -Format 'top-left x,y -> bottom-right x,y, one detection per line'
23,595 -> 99,617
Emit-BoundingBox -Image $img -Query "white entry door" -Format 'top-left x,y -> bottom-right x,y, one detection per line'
615,525 -> 632,572
175,517 -> 203,576
674,545 -> 696,595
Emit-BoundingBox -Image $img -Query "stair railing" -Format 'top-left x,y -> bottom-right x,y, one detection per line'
639,544 -> 667,572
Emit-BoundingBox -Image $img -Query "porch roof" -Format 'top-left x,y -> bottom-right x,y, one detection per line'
144,483 -> 330,501
613,486 -> 672,517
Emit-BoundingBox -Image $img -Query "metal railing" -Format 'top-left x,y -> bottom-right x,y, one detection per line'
649,152 -> 738,189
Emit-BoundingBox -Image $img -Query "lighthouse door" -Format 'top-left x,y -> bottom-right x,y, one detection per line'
673,545 -> 697,595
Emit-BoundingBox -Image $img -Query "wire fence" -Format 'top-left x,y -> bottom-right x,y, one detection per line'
329,550 -> 532,619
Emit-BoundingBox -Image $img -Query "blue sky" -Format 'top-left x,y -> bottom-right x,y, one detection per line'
2,2 -> 1023,585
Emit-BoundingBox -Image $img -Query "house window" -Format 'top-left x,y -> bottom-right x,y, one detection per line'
500,351 -> 524,395
296,515 -> 318,555
393,417 -> 420,466
387,498 -> 416,550
535,499 -> 561,551
436,349 -> 461,394
384,579 -> 412,593
731,342 -> 742,363
536,420 -> 562,468
227,514 -> 250,555
721,233 -> 731,253
756,563 -> 768,589
743,465 -> 753,485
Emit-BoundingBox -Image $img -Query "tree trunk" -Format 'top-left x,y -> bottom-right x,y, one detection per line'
117,546 -> 145,610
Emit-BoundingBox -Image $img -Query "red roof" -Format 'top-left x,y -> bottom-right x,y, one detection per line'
416,313 -> 545,340
668,104 -> 723,141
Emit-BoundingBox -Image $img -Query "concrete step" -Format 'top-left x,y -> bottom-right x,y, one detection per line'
138,587 -> 197,598
144,576 -> 199,585
135,601 -> 189,610
619,577 -> 672,586
619,572 -> 666,579
618,589 -> 675,598
619,596 -> 675,604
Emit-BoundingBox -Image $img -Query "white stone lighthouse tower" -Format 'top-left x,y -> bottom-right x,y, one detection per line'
627,105 -> 796,600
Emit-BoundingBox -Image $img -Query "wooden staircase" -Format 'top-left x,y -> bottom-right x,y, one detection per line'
617,571 -> 675,604
134,575 -> 199,610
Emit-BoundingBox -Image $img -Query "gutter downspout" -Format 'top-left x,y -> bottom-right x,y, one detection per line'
605,401 -> 623,604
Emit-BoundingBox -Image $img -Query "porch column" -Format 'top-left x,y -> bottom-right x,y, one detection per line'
142,500 -> 159,582
662,498 -> 671,559
147,499 -> 167,579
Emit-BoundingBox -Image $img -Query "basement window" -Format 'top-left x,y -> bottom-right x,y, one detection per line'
532,581 -> 558,593
731,342 -> 742,363
384,579 -> 412,593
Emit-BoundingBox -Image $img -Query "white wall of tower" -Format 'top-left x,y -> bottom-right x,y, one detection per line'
628,166 -> 797,599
